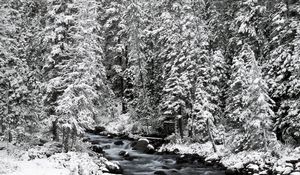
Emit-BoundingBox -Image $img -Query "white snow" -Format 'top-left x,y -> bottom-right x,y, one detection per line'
0,149 -> 69,175
0,142 -> 104,175
159,141 -> 224,157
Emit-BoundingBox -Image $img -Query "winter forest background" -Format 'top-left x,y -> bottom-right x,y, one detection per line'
0,0 -> 300,174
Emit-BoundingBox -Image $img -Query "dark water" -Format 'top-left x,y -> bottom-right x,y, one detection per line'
87,134 -> 225,175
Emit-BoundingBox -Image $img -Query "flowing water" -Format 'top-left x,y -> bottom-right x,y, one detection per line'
87,134 -> 225,175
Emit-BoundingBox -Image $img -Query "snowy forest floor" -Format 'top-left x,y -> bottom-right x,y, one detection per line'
0,142 -> 114,175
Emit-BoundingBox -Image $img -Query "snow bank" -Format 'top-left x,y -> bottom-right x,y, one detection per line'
159,142 -> 224,157
0,142 -> 105,175
159,141 -> 300,174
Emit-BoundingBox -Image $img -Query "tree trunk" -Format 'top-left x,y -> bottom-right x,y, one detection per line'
70,124 -> 77,150
263,128 -> 268,151
188,113 -> 195,138
52,119 -> 59,141
178,117 -> 184,139
8,129 -> 12,143
62,126 -> 71,152
0,116 -> 5,134
206,119 -> 217,152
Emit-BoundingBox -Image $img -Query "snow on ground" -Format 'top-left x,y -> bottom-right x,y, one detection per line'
159,141 -> 225,157
159,140 -> 300,173
0,142 -> 104,175
220,150 -> 275,168
0,148 -> 68,175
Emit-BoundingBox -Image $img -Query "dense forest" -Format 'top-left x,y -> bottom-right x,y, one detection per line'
0,0 -> 300,174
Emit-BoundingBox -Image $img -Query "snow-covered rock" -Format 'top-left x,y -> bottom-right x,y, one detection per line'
205,153 -> 220,162
282,166 -> 294,175
233,162 -> 244,169
290,172 -> 300,175
105,161 -> 123,174
246,164 -> 259,173
133,138 -> 149,152
274,166 -> 285,174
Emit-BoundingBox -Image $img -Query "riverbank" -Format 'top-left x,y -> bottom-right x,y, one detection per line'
0,140 -> 121,175
158,140 -> 300,175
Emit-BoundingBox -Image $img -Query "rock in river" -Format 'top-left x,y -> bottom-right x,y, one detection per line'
133,138 -> 149,152
91,145 -> 104,154
114,140 -> 124,145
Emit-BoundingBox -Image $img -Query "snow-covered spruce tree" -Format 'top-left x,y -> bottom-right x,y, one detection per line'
226,44 -> 275,151
0,0 -> 42,142
121,0 -> 153,132
188,0 -> 227,143
141,0 -> 171,131
42,0 -> 113,151
157,0 -> 219,140
190,51 -> 226,148
267,0 -> 300,145
98,0 -> 129,113
157,0 -> 195,138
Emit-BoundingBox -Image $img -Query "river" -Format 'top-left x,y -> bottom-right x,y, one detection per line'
87,133 -> 225,175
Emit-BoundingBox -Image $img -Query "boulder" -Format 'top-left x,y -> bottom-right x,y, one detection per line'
114,140 -> 124,146
133,138 -> 149,152
145,144 -> 155,154
119,150 -> 128,157
107,134 -> 114,139
119,150 -> 134,160
105,161 -> 123,174
91,145 -> 104,154
246,164 -> 259,173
